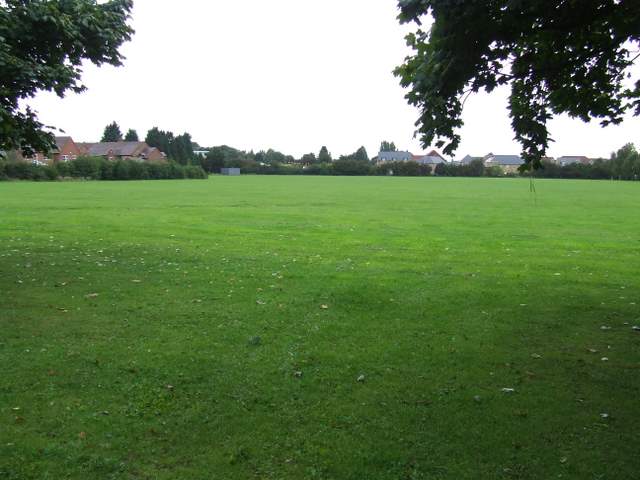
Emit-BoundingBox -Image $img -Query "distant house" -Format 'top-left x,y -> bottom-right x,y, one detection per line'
556,156 -> 591,166
23,137 -> 165,164
193,150 -> 209,158
376,149 -> 446,166
483,154 -> 525,173
53,136 -> 83,163
413,150 -> 446,166
26,136 -> 82,164
77,141 -> 166,162
221,168 -> 241,176
375,151 -> 413,163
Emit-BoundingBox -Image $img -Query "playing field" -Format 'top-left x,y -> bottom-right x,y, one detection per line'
1,176 -> 638,479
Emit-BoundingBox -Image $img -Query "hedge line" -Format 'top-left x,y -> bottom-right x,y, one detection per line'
4,156 -> 637,182
208,159 -> 434,176
213,159 -> 503,177
0,157 -> 207,181
434,159 -> 640,180
240,158 -> 639,180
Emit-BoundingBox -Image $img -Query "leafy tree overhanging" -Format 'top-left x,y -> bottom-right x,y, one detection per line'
394,0 -> 640,170
0,0 -> 134,156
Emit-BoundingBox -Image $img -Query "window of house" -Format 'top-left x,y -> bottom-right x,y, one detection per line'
62,155 -> 69,161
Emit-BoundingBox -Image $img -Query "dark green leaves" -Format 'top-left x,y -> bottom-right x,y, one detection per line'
0,0 -> 134,156
395,0 -> 640,170
102,121 -> 123,142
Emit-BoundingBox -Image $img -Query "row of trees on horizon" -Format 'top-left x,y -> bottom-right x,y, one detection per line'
198,142 -> 640,181
0,156 -> 207,182
99,121 -> 373,168
2,142 -> 639,182
101,122 -> 195,165
96,121 -> 640,181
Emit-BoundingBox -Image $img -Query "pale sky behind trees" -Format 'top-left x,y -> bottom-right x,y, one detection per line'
31,0 -> 640,160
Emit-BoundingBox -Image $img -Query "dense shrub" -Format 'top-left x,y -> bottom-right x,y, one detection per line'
184,165 -> 208,179
112,159 -> 131,180
484,166 -> 503,177
127,161 -> 149,180
70,156 -> 101,179
435,159 -> 486,177
42,165 -> 58,180
397,161 -> 430,176
534,157 -> 638,181
331,159 -> 372,176
0,157 -> 206,182
5,161 -> 39,179
55,161 -> 72,177
148,162 -> 169,179
99,160 -> 114,180
167,162 -> 186,179
373,161 -> 432,176
304,163 -> 333,176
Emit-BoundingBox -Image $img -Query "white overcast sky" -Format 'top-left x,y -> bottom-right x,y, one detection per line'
31,0 -> 640,160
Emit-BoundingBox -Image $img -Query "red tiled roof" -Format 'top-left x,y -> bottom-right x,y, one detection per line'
426,149 -> 444,159
54,136 -> 73,151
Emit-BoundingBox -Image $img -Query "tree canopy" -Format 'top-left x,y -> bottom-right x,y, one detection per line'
101,122 -> 123,142
300,153 -> 317,164
380,141 -> 397,152
338,146 -> 370,163
394,0 -> 640,169
124,129 -> 139,141
0,0 -> 134,156
201,147 -> 227,173
318,146 -> 332,163
145,127 -> 195,165
354,146 -> 369,163
264,149 -> 288,165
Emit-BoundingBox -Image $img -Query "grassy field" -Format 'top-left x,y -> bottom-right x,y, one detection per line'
1,176 -> 639,479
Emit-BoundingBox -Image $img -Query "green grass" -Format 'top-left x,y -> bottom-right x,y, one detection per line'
1,176 -> 639,480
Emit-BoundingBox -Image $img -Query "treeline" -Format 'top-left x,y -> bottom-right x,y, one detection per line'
195,142 -> 640,180
537,144 -> 640,180
145,128 -> 195,165
196,144 -> 433,176
434,144 -> 640,180
196,145 -> 372,173
96,127 -> 640,181
435,158 -> 640,180
100,122 -> 197,165
214,159 -> 433,176
434,160 -> 499,177
0,157 -> 207,181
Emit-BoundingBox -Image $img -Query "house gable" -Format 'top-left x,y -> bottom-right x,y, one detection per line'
54,136 -> 82,162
